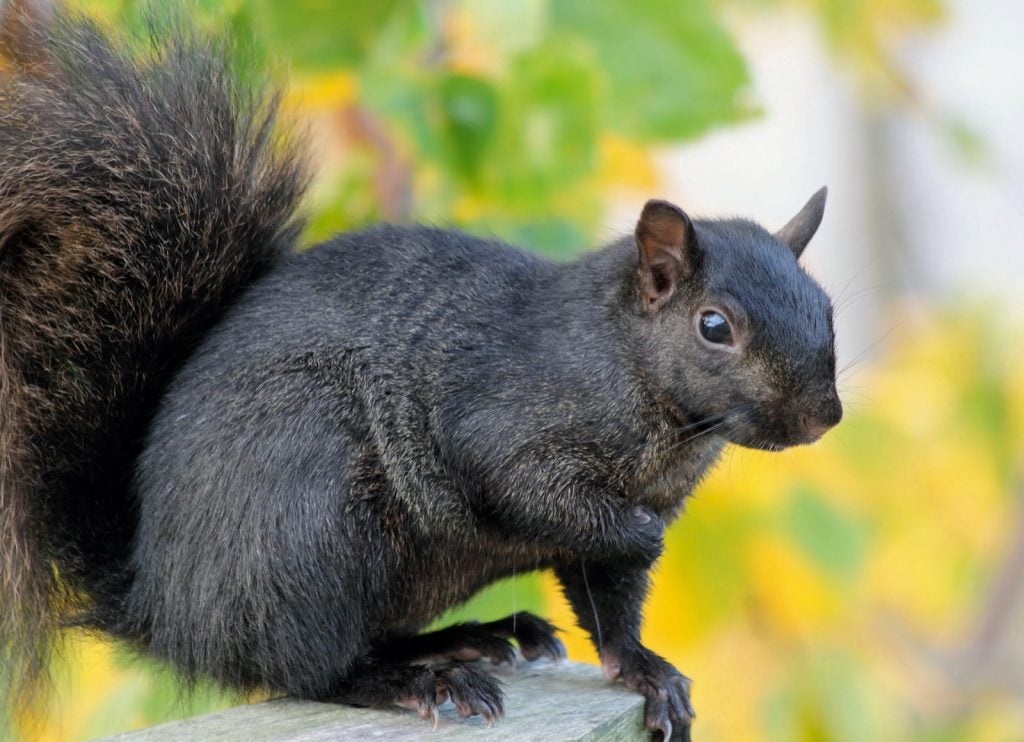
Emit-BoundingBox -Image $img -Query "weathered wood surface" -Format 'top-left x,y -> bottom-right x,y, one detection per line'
103,661 -> 646,741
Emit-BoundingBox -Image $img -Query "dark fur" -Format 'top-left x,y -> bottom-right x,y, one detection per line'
0,16 -> 840,741
0,15 -> 306,706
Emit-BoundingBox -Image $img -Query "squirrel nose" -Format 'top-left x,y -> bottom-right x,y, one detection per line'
799,395 -> 843,441
800,416 -> 832,441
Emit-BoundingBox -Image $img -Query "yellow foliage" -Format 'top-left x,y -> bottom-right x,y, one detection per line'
14,636 -> 134,741
286,71 -> 359,113
688,625 -> 785,742
598,133 -> 661,192
744,535 -> 842,638
541,571 -> 599,666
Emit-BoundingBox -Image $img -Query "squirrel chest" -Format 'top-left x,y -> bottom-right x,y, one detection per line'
629,432 -> 726,517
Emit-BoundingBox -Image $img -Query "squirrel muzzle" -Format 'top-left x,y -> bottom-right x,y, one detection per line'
796,391 -> 843,442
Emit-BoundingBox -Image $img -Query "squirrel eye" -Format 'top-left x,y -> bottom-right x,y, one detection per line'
699,311 -> 733,345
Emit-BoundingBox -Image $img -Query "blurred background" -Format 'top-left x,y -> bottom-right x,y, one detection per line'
4,0 -> 1023,739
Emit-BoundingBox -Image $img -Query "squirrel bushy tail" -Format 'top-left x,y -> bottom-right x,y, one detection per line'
0,15 -> 308,705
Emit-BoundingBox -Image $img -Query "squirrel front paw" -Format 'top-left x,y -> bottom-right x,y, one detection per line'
617,505 -> 665,567
602,642 -> 694,741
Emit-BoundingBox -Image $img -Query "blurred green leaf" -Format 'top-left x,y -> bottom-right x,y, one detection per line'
964,368 -> 1011,472
549,0 -> 752,141
431,574 -> 545,627
764,650 -> 879,742
784,487 -> 866,580
438,74 -> 499,184
664,503 -> 757,632
250,0 -> 413,70
81,678 -> 150,739
942,115 -> 988,165
491,39 -> 600,198
499,217 -> 589,259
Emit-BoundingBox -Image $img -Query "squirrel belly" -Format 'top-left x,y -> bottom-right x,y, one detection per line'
0,12 -> 841,738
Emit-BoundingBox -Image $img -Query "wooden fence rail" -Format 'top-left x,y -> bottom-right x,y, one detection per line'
103,661 -> 647,741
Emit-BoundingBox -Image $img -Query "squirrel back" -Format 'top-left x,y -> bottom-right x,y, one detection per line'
0,15 -> 308,702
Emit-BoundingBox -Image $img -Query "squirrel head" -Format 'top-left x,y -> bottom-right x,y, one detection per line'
633,187 -> 842,450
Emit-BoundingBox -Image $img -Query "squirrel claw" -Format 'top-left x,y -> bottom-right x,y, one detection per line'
642,672 -> 693,741
422,702 -> 440,731
436,664 -> 505,725
607,644 -> 694,741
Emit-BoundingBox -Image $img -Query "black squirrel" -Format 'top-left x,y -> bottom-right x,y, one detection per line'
0,14 -> 841,742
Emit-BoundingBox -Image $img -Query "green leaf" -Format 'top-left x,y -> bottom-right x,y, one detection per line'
438,74 -> 499,184
489,40 -> 600,199
429,574 -> 545,628
784,487 -> 866,580
765,650 -> 879,742
662,503 -> 758,635
499,217 -> 589,258
251,0 -> 412,70
943,115 -> 988,164
549,0 -> 752,141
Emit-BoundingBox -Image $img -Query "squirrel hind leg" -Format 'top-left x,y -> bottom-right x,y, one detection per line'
331,659 -> 504,728
377,611 -> 565,666
478,612 -> 567,663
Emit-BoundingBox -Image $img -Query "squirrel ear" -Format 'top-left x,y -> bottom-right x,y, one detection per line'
635,199 -> 695,314
775,186 -> 827,259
